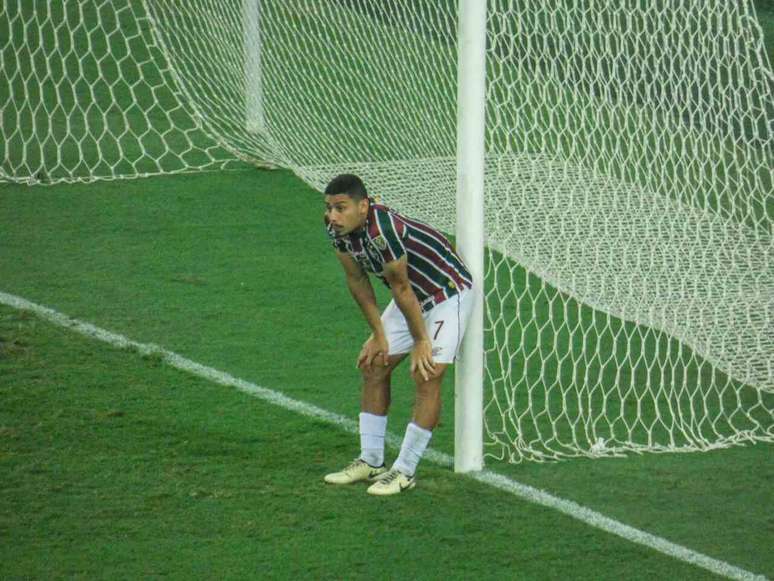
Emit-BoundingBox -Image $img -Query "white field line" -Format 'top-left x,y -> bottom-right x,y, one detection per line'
0,290 -> 767,581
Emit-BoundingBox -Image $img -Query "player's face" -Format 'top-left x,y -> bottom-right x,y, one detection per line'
325,194 -> 368,236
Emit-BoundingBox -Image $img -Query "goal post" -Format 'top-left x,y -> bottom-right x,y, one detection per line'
454,0 -> 486,473
243,0 -> 264,133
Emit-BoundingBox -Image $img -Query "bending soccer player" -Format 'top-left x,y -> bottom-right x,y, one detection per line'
322,174 -> 475,496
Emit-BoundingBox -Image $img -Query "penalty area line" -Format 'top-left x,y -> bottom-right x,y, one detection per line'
0,290 -> 766,581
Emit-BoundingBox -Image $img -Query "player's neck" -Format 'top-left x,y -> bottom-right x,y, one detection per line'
353,199 -> 371,233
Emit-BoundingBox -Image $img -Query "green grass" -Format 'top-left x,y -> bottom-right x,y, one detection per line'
0,170 -> 772,578
754,0 -> 774,63
1,301 -> 731,580
1,2 -> 772,578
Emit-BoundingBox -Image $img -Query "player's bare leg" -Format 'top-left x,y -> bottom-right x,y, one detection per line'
410,364 -> 448,430
324,353 -> 405,485
360,353 -> 407,416
367,364 -> 448,496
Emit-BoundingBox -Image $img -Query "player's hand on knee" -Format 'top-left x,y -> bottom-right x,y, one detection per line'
357,334 -> 390,370
410,339 -> 437,382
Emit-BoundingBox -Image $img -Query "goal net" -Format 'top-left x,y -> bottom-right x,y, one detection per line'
2,0 -> 772,462
0,1 -> 248,184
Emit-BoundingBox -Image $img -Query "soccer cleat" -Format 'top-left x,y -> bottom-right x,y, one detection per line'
366,468 -> 416,496
324,459 -> 387,485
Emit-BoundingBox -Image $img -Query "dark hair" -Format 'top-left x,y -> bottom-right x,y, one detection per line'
324,174 -> 368,201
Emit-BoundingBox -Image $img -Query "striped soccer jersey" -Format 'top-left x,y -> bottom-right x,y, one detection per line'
326,201 -> 473,310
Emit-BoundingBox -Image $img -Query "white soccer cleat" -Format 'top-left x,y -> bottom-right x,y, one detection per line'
324,459 -> 387,485
366,468 -> 416,496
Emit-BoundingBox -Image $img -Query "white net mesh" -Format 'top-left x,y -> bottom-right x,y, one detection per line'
482,0 -> 773,460
0,0 -> 242,184
2,0 -> 772,461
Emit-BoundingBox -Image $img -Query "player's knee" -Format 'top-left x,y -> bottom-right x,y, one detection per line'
361,362 -> 392,383
411,367 -> 445,385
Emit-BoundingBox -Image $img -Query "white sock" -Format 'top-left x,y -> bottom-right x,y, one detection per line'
393,422 -> 433,477
359,412 -> 388,467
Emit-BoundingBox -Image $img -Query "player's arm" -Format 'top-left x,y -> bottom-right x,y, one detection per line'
382,256 -> 435,381
335,251 -> 389,368
336,251 -> 383,335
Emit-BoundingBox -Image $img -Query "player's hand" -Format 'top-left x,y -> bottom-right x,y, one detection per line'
410,339 -> 436,382
357,334 -> 390,370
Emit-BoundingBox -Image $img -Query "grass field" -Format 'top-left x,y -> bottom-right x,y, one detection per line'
2,1 -> 773,579
1,172 -> 772,579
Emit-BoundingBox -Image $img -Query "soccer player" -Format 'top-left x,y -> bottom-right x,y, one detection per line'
322,174 -> 475,496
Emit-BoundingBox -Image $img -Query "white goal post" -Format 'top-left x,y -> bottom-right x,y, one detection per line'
243,0 -> 264,133
455,0 -> 486,473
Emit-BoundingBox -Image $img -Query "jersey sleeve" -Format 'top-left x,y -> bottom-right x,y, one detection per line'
374,210 -> 408,263
324,217 -> 348,252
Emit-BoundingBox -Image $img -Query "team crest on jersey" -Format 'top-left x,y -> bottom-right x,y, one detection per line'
372,236 -> 388,251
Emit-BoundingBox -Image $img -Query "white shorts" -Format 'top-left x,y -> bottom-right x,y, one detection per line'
381,288 -> 476,364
